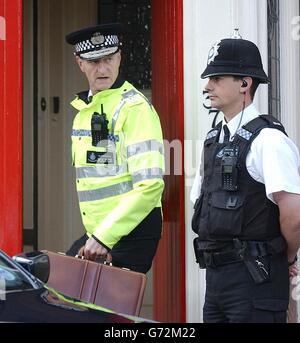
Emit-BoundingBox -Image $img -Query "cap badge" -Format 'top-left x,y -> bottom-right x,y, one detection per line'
207,40 -> 221,65
90,33 -> 105,45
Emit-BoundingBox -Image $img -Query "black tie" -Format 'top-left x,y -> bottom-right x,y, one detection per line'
223,125 -> 230,143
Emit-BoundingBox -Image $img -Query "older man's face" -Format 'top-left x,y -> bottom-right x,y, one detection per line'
76,51 -> 121,94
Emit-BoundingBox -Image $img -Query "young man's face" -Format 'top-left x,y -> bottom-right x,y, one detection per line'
76,51 -> 121,94
204,75 -> 245,115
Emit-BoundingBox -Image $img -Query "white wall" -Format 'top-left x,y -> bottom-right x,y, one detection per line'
279,0 -> 300,321
280,0 -> 300,146
183,0 -> 269,323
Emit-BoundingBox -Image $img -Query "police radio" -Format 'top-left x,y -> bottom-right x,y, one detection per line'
91,104 -> 109,146
221,146 -> 239,191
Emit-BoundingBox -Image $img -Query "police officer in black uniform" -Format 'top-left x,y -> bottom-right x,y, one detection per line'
192,36 -> 300,322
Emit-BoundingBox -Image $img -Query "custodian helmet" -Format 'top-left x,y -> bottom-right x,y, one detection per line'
201,38 -> 269,83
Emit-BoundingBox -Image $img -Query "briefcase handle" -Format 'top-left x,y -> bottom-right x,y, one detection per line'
74,253 -> 113,266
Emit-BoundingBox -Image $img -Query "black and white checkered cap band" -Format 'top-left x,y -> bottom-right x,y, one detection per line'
75,35 -> 119,53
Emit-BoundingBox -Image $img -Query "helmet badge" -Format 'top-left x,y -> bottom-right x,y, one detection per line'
207,40 -> 221,65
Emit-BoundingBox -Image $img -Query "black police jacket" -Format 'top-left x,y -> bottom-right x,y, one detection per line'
192,115 -> 287,248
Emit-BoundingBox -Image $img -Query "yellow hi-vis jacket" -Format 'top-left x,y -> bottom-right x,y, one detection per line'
71,81 -> 165,249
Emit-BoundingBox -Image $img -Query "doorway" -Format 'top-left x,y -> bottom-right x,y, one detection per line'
23,0 -> 98,253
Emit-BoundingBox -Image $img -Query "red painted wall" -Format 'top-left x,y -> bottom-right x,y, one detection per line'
0,0 -> 23,255
151,0 -> 186,322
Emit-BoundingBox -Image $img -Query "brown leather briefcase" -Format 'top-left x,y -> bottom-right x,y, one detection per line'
42,250 -> 147,316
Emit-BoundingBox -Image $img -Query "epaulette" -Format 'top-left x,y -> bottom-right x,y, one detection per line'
236,115 -> 287,142
205,121 -> 222,141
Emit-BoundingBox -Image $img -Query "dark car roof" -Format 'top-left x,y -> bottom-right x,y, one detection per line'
1,288 -> 136,323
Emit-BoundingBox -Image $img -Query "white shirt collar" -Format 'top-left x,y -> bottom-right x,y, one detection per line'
87,90 -> 93,102
220,103 -> 261,142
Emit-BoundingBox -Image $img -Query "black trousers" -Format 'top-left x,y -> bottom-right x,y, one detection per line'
66,208 -> 162,274
203,253 -> 289,323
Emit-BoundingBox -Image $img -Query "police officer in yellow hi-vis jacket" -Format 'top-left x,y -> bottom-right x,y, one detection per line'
65,23 -> 165,273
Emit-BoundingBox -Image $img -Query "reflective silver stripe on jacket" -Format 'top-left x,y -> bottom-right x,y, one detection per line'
132,168 -> 164,184
127,140 -> 164,158
76,165 -> 127,179
111,100 -> 126,134
78,181 -> 133,202
111,89 -> 139,134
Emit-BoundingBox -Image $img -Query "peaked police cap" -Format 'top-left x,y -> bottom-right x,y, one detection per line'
201,38 -> 269,83
66,23 -> 123,60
